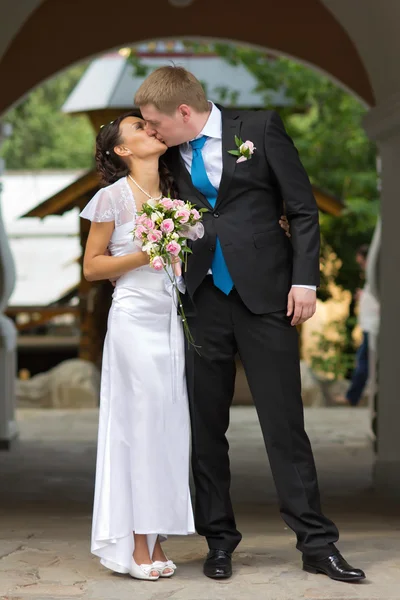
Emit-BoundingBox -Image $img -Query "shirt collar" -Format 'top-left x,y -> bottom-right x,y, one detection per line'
187,102 -> 222,145
198,102 -> 222,140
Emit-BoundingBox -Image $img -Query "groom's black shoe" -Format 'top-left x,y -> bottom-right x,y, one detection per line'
203,549 -> 232,579
303,552 -> 366,582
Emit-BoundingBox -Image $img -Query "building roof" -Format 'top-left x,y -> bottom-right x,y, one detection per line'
62,50 -> 292,115
2,171 -> 81,306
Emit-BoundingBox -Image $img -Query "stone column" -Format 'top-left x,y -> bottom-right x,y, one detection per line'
365,215 -> 380,452
364,95 -> 400,496
0,123 -> 18,448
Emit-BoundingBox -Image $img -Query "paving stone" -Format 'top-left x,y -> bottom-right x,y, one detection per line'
0,407 -> 399,600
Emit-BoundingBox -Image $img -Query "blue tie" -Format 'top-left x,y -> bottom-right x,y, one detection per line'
190,136 -> 234,295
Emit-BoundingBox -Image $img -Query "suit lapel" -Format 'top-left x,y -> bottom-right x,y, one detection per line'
216,112 -> 242,208
166,146 -> 213,210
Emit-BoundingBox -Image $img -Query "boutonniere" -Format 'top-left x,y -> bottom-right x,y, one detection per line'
228,136 -> 256,163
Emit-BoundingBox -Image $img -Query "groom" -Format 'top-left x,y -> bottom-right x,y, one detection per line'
135,66 -> 365,583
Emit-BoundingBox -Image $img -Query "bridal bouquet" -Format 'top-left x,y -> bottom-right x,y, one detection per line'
133,197 -> 206,347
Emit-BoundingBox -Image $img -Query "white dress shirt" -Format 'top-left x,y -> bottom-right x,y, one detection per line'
359,284 -> 380,336
180,101 -> 223,190
179,102 -> 316,292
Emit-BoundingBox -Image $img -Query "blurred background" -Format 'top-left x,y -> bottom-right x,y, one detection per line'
1,39 -> 379,411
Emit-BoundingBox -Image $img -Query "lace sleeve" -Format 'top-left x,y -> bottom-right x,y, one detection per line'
79,187 -> 115,222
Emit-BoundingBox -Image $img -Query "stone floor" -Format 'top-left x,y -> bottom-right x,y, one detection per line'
0,407 -> 399,600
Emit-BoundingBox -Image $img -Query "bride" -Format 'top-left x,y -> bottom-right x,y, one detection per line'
80,111 -> 194,581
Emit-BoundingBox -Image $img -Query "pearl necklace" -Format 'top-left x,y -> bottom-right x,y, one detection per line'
128,175 -> 163,201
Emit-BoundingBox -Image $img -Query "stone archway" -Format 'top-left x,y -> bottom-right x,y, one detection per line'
0,0 -> 373,116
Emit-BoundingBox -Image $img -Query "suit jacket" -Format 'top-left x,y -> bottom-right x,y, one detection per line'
164,109 -> 320,314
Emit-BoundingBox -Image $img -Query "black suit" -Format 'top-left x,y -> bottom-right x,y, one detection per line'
164,109 -> 339,559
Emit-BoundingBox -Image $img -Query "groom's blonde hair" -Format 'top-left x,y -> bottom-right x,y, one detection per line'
134,66 -> 209,115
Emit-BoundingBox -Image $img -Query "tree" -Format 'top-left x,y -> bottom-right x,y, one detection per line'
0,64 -> 94,170
187,43 -> 378,200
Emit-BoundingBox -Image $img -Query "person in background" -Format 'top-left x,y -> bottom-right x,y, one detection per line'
345,244 -> 380,406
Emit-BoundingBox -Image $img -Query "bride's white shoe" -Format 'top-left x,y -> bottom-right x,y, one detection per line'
129,558 -> 160,581
152,559 -> 177,578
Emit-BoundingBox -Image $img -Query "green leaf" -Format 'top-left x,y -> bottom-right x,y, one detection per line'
228,150 -> 240,156
0,62 -> 94,169
234,135 -> 242,147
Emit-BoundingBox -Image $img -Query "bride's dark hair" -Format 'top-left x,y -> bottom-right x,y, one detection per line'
95,111 -> 177,197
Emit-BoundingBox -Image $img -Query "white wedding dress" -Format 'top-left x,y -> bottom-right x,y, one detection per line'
80,176 -> 195,574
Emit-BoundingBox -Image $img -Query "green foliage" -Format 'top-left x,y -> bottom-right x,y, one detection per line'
128,50 -> 152,77
310,318 -> 356,379
185,41 -> 378,199
0,64 -> 94,170
319,198 -> 379,301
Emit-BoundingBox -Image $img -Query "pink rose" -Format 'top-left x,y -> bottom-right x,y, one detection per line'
173,199 -> 185,207
147,230 -> 162,243
236,155 -> 247,163
134,225 -> 147,240
151,256 -> 165,271
160,198 -> 174,210
166,241 -> 181,256
239,140 -> 255,154
160,218 -> 175,233
136,214 -> 147,224
175,208 -> 191,224
191,208 -> 201,220
143,217 -> 154,230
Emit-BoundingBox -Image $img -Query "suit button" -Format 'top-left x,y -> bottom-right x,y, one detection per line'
213,212 -> 219,218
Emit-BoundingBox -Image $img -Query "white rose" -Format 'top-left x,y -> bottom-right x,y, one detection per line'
142,242 -> 156,253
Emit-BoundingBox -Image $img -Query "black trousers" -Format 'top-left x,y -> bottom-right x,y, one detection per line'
185,278 -> 339,559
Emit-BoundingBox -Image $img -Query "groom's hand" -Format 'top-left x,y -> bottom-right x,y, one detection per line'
287,287 -> 316,326
172,257 -> 182,277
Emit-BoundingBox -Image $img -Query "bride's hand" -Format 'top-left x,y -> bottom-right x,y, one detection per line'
141,251 -> 150,265
279,215 -> 291,238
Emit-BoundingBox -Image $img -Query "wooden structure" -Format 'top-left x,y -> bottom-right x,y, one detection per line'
20,171 -> 102,364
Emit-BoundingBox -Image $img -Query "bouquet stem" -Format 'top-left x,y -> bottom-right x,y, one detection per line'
164,265 -> 200,353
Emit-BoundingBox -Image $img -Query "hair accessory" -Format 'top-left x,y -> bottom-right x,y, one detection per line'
105,150 -> 110,155
100,120 -> 114,130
